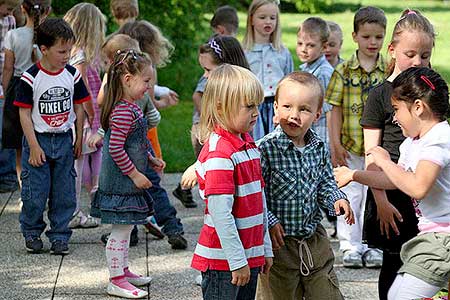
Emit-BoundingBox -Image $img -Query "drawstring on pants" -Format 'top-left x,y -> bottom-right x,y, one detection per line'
297,239 -> 314,276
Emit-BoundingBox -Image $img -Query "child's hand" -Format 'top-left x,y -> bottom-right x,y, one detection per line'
167,90 -> 179,106
260,257 -> 273,275
149,156 -> 165,173
73,138 -> 82,159
231,264 -> 250,286
29,145 -> 46,167
181,164 -> 197,189
333,166 -> 355,188
334,199 -> 354,225
87,133 -> 103,148
366,146 -> 390,166
331,143 -> 349,167
129,169 -> 152,189
269,223 -> 285,250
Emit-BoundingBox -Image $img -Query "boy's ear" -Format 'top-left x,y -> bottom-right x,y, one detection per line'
314,109 -> 321,122
39,45 -> 48,55
352,31 -> 357,43
387,43 -> 395,59
213,25 -> 226,36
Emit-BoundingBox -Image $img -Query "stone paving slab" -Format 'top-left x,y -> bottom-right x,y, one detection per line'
0,173 -> 380,300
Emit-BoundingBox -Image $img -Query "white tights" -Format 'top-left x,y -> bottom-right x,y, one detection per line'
106,224 -> 133,278
388,273 -> 442,300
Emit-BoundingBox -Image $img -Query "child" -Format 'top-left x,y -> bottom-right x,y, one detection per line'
110,0 -> 138,28
297,17 -> 334,145
2,0 -> 51,186
64,2 -> 105,229
173,5 -> 240,209
324,21 -> 344,67
258,71 -> 354,299
334,9 -> 435,299
326,6 -> 387,269
243,0 -> 293,140
14,18 -> 90,255
192,64 -> 273,300
91,49 -> 161,298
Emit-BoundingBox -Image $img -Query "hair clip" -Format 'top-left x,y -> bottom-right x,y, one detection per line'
115,49 -> 138,67
420,75 -> 435,90
208,39 -> 223,59
406,9 -> 417,15
33,4 -> 39,9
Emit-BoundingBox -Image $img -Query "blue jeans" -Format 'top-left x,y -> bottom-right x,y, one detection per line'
145,166 -> 183,236
19,131 -> 76,243
201,268 -> 259,300
0,97 -> 18,192
252,96 -> 275,141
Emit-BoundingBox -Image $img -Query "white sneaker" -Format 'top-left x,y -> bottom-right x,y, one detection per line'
363,249 -> 383,268
107,282 -> 148,299
127,275 -> 152,286
195,274 -> 202,286
342,250 -> 363,268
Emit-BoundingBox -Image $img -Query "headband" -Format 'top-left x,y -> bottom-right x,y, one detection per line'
208,39 -> 223,59
420,75 -> 435,90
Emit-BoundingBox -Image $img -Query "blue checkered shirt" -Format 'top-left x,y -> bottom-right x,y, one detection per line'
300,54 -> 334,145
258,126 -> 347,238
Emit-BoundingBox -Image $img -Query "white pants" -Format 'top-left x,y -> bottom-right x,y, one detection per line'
388,273 -> 442,300
337,152 -> 368,254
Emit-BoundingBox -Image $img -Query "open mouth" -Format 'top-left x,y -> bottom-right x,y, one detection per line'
288,121 -> 300,128
264,26 -> 272,33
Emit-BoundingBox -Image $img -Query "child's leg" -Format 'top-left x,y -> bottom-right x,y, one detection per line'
74,155 -> 84,213
89,147 -> 102,194
46,133 -> 77,243
388,273 -> 441,300
201,268 -> 259,300
378,250 -> 403,300
15,147 -> 22,188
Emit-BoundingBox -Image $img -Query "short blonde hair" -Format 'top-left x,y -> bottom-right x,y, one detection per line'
102,33 -> 140,62
199,64 -> 264,143
110,0 -> 138,21
242,0 -> 282,51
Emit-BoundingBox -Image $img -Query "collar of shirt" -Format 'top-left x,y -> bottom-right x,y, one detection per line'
252,43 -> 277,52
300,54 -> 328,73
348,51 -> 385,73
214,126 -> 256,150
272,125 -> 323,154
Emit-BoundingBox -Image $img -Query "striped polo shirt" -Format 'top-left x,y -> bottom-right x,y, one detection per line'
191,127 -> 266,272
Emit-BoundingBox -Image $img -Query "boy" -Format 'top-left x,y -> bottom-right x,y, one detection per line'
173,5 -> 239,208
326,6 -> 387,268
325,21 -> 344,67
297,17 -> 334,145
14,18 -> 90,255
258,71 -> 354,299
110,0 -> 138,27
0,0 -> 19,193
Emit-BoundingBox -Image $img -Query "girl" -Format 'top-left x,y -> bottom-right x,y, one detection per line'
334,9 -> 435,300
192,64 -> 273,300
173,34 -> 250,209
91,50 -> 163,299
64,3 -> 106,229
242,0 -> 293,140
1,0 -> 51,185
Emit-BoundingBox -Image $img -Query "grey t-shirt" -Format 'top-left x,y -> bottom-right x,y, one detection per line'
192,76 -> 207,124
4,27 -> 41,77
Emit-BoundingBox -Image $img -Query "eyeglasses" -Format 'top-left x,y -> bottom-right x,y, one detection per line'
115,49 -> 139,67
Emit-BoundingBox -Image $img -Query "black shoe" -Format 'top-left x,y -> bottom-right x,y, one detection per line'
101,233 -> 110,245
50,240 -> 69,255
130,226 -> 139,247
168,234 -> 187,250
25,237 -> 43,253
172,184 -> 197,208
144,222 -> 165,239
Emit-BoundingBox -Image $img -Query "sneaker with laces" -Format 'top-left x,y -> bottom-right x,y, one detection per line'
50,240 -> 69,255
25,237 -> 43,253
143,221 -> 164,239
69,210 -> 99,229
172,184 -> 197,208
342,250 -> 363,268
363,249 -> 383,268
168,234 -> 187,250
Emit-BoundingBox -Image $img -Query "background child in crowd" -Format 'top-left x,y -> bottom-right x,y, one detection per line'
91,50 -> 162,299
243,0 -> 293,140
173,4 -> 239,209
324,21 -> 344,67
257,71 -> 354,299
110,0 -> 138,28
334,9 -> 435,299
2,0 -> 51,186
15,18 -> 89,255
326,6 -> 387,269
192,64 -> 273,300
64,2 -> 105,229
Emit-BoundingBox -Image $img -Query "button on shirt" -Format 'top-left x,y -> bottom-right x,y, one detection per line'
246,44 -> 294,97
258,126 -> 347,238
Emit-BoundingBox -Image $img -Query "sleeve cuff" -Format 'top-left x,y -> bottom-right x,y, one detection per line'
268,211 -> 279,228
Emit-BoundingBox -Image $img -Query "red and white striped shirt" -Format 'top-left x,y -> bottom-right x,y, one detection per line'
109,100 -> 143,175
191,127 -> 267,272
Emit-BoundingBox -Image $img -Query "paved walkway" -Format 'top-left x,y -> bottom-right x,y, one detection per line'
0,173 -> 379,300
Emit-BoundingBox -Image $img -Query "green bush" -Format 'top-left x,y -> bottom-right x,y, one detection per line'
284,0 -> 334,13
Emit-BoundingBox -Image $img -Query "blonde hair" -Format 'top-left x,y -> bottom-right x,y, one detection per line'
198,64 -> 264,143
0,0 -> 20,7
242,0 -> 282,51
327,21 -> 343,44
63,3 -> 106,64
102,33 -> 140,62
117,20 -> 174,67
110,0 -> 138,21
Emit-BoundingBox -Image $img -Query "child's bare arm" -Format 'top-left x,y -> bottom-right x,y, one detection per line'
192,91 -> 202,113
329,106 -> 349,167
74,63 -> 94,126
19,107 -> 45,166
2,49 -> 14,91
73,103 -> 85,159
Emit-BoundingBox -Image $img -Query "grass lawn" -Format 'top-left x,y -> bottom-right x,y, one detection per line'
159,0 -> 450,172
